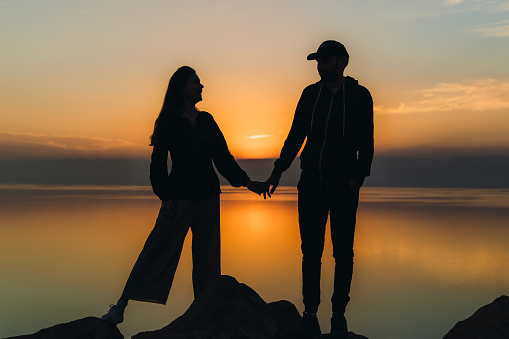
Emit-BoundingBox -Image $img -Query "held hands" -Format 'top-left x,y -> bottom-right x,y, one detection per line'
245,176 -> 280,199
245,180 -> 265,195
262,174 -> 280,199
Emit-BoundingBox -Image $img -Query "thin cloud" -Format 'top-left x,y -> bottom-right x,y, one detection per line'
378,1 -> 495,24
247,134 -> 272,139
473,19 -> 509,37
378,78 -> 509,114
0,132 -> 148,159
444,0 -> 509,12
445,0 -> 463,6
489,1 -> 509,12
392,1 -> 509,22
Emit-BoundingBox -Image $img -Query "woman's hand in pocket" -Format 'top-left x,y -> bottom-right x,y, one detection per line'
161,200 -> 175,217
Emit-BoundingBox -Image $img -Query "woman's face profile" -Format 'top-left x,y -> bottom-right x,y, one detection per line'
183,72 -> 204,104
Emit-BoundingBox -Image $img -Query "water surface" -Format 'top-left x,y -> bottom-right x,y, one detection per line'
1,185 -> 508,339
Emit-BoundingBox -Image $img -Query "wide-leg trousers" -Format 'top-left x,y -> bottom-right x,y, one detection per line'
298,175 -> 359,314
121,194 -> 220,304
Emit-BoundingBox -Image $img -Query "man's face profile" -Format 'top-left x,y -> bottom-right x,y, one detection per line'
317,55 -> 340,83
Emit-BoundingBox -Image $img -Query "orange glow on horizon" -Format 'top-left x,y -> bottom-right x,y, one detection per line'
3,69 -> 509,160
200,87 -> 298,159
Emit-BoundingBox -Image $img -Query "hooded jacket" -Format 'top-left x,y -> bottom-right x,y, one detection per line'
272,76 -> 374,185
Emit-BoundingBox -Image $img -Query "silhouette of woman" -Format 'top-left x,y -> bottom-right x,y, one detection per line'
101,66 -> 262,325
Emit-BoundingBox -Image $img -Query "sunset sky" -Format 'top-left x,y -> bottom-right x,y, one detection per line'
1,0 -> 509,160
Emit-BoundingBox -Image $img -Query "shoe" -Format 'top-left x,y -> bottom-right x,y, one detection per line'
101,304 -> 124,325
295,312 -> 321,338
330,313 -> 348,339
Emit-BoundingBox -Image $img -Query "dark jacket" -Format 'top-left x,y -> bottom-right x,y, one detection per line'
150,111 -> 249,201
272,76 -> 374,185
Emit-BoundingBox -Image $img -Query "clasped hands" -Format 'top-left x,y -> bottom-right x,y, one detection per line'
161,176 -> 279,217
247,177 -> 361,199
245,174 -> 280,199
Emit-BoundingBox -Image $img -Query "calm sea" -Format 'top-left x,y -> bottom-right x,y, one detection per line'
1,185 -> 509,339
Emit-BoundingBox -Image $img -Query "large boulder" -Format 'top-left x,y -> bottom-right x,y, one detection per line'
133,275 -> 368,339
443,295 -> 509,339
6,316 -> 123,339
133,275 -> 282,339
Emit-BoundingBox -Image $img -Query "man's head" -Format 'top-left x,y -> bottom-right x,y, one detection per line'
307,40 -> 349,83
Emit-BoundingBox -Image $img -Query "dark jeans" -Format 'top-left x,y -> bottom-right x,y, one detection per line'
298,174 -> 359,313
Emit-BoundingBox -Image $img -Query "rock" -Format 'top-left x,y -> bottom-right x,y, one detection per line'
267,300 -> 301,338
133,275 -> 279,339
133,275 -> 369,339
266,301 -> 368,339
6,275 -> 370,339
311,333 -> 369,339
346,333 -> 370,339
443,295 -> 509,339
5,316 -> 123,339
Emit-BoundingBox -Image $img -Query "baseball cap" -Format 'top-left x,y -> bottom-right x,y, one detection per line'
307,40 -> 349,60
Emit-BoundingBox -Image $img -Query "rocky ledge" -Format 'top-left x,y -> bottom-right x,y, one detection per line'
6,276 -> 509,339
443,295 -> 509,339
6,316 -> 123,339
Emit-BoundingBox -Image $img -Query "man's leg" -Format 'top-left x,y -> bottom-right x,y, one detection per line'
296,176 -> 329,337
298,180 -> 329,313
329,180 -> 359,314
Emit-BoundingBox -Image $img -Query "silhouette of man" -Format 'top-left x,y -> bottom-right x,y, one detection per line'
263,40 -> 374,339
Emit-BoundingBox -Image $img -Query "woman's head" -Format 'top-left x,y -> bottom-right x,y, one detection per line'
182,71 -> 204,105
163,65 -> 197,111
150,66 -> 198,146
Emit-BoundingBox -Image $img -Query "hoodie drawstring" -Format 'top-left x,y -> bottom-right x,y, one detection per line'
310,83 -> 323,131
315,80 -> 346,198
342,82 -> 346,140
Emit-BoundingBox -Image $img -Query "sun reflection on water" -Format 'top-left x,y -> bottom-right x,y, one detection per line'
1,186 -> 509,339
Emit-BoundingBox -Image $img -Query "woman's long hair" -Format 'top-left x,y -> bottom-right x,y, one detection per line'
150,66 -> 196,146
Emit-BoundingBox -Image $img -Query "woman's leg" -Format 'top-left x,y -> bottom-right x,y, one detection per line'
189,195 -> 221,298
101,298 -> 128,325
121,200 -> 193,304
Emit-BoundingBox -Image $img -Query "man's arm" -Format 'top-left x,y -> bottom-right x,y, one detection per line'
273,89 -> 310,176
264,89 -> 310,198
355,87 -> 374,187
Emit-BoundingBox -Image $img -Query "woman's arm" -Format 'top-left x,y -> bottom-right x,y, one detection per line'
149,144 -> 172,201
209,117 -> 250,187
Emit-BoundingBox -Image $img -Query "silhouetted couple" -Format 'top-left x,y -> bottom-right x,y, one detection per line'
101,40 -> 373,339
